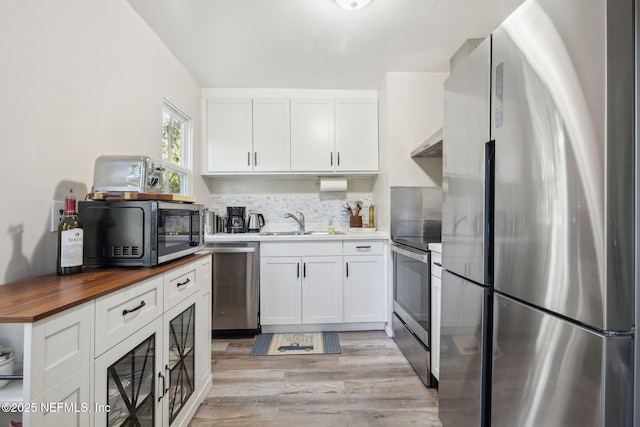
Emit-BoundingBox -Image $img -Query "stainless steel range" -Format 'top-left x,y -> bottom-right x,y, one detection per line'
390,187 -> 442,387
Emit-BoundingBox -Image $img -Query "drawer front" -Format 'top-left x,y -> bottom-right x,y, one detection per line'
261,241 -> 343,257
196,255 -> 212,294
164,262 -> 198,309
343,240 -> 384,256
95,275 -> 163,357
431,251 -> 442,278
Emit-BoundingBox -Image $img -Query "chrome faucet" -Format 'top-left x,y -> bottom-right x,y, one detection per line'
284,211 -> 305,232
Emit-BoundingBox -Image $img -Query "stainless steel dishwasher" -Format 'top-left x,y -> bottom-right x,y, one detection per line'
211,242 -> 260,336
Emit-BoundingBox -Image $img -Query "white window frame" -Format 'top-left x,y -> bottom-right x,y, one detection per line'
162,100 -> 193,196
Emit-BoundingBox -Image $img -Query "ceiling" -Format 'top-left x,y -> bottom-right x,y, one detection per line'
127,0 -> 525,90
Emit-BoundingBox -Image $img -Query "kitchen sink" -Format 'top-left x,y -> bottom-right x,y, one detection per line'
259,231 -> 304,236
258,230 -> 345,236
304,231 -> 345,235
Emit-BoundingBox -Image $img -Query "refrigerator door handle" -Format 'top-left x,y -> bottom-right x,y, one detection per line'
484,140 -> 495,284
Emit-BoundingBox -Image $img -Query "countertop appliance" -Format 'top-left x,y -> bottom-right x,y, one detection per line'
211,242 -> 260,336
247,213 -> 265,232
390,186 -> 442,387
226,206 -> 246,233
78,200 -> 204,267
91,155 -> 164,193
440,0 -> 635,425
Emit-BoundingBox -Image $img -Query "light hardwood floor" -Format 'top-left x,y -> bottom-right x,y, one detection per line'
190,331 -> 442,427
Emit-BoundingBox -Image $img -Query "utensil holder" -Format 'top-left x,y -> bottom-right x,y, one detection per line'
349,216 -> 363,228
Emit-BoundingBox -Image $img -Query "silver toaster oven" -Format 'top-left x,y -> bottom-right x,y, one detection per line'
92,155 -> 164,193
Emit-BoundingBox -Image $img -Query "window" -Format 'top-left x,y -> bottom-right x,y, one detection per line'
162,100 -> 192,195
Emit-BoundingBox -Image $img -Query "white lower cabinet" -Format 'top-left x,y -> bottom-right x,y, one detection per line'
260,255 -> 343,325
0,254 -> 212,427
344,255 -> 385,322
260,240 -> 386,328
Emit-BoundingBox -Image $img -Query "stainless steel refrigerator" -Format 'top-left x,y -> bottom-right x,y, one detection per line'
440,0 -> 636,426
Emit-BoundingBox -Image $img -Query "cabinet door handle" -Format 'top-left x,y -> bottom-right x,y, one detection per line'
122,300 -> 146,316
434,262 -> 442,267
254,152 -> 258,166
303,263 -> 306,278
158,371 -> 166,401
337,152 -> 340,166
346,262 -> 349,277
176,278 -> 191,289
164,365 -> 171,394
330,152 -> 333,166
297,263 -> 300,278
247,152 -> 251,166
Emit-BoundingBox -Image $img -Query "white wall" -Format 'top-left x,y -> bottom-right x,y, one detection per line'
374,72 -> 448,233
0,0 -> 207,282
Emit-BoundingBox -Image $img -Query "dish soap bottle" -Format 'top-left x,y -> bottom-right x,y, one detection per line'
368,205 -> 375,228
57,195 -> 83,275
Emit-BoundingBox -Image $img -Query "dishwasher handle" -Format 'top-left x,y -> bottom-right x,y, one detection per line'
210,247 -> 257,254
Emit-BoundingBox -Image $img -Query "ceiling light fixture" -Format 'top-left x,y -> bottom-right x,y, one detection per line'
334,0 -> 371,11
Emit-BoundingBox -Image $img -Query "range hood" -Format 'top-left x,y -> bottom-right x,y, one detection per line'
410,128 -> 443,158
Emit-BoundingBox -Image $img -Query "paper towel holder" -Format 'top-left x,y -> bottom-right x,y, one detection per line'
319,177 -> 348,192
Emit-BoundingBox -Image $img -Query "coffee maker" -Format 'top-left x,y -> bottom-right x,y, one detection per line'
225,206 -> 246,233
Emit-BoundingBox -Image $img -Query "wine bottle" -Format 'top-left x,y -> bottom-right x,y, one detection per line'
57,196 -> 83,275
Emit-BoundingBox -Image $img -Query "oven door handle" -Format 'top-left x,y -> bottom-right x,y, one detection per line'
391,244 -> 429,264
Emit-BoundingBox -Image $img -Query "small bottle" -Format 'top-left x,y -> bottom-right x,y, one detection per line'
57,196 -> 84,275
369,205 -> 375,228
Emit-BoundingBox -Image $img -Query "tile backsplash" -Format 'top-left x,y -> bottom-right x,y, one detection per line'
210,193 -> 373,231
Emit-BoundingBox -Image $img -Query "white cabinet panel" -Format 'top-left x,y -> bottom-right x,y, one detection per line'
253,98 -> 291,172
164,263 -> 198,310
301,256 -> 343,324
344,256 -> 385,322
431,274 -> 441,380
260,257 -> 302,325
335,99 -> 379,172
206,98 -> 253,172
291,99 -> 335,172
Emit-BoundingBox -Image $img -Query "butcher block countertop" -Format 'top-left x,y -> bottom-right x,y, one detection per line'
0,251 -> 212,323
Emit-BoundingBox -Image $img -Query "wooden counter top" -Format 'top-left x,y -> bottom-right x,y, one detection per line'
0,251 -> 212,323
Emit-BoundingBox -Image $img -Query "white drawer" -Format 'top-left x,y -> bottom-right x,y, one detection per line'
343,240 -> 384,256
261,241 -> 343,257
95,275 -> 163,357
431,251 -> 442,278
164,262 -> 198,309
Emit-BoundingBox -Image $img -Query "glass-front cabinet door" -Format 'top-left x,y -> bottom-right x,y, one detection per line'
166,303 -> 195,423
95,317 -> 163,427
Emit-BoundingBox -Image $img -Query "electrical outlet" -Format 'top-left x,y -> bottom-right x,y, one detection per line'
51,201 -> 65,232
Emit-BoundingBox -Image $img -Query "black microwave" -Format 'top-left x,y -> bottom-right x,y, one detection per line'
78,200 -> 204,267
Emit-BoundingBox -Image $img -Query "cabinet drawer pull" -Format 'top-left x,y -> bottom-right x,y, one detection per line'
122,300 -> 146,316
356,246 -> 372,250
176,278 -> 191,288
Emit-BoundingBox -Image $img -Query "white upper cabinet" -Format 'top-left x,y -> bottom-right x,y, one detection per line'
252,98 -> 291,172
206,98 -> 253,172
206,98 -> 291,173
291,98 -> 335,172
335,99 -> 379,172
204,91 -> 379,175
